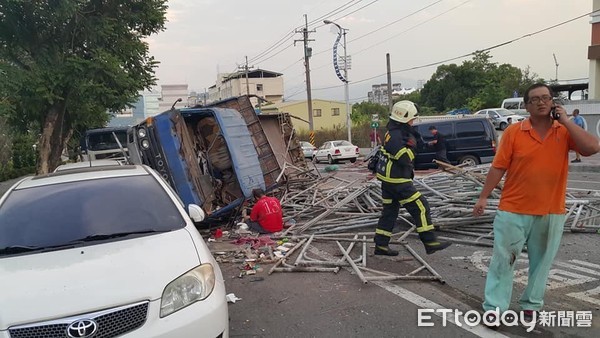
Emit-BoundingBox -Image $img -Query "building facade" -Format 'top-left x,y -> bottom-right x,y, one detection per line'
207,69 -> 284,106
367,83 -> 403,105
261,99 -> 347,132
158,84 -> 188,112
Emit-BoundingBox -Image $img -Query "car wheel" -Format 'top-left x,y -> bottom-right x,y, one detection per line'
499,122 -> 508,130
313,155 -> 319,164
350,157 -> 357,163
459,155 -> 479,166
327,155 -> 335,164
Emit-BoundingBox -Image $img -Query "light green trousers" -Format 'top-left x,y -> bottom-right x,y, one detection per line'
483,210 -> 565,312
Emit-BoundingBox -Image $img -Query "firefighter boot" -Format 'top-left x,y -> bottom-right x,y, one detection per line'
419,231 -> 451,255
374,246 -> 399,256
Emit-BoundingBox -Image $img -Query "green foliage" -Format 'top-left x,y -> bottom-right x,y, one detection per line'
420,51 -> 544,112
295,121 -> 382,148
352,101 -> 388,124
0,0 -> 168,171
0,117 -> 11,166
11,133 -> 37,169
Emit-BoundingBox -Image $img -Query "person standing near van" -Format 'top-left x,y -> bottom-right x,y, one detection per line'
373,101 -> 451,256
427,125 -> 449,164
571,109 -> 585,163
473,83 -> 600,326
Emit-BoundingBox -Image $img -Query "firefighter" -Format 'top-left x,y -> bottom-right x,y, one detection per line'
373,100 -> 451,256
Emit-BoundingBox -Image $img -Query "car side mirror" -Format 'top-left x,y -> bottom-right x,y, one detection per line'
188,204 -> 205,222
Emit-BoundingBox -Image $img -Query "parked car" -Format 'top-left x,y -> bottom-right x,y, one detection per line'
313,140 -> 359,164
446,108 -> 471,115
300,141 -> 317,158
412,117 -> 498,169
0,164 -> 229,337
473,108 -> 525,130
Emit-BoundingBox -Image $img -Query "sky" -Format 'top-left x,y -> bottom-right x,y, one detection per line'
146,0 -> 593,103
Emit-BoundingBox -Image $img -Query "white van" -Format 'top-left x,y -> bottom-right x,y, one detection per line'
501,97 -> 526,115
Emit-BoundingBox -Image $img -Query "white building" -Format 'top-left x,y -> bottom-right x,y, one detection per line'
207,69 -> 283,107
368,83 -> 403,105
158,84 -> 188,112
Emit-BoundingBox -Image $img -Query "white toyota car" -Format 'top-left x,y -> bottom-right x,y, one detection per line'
0,164 -> 229,338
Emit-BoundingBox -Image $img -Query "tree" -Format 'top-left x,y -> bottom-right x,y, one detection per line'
420,51 -> 544,112
352,101 -> 388,124
0,0 -> 167,173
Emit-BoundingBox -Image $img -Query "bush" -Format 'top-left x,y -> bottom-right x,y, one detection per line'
0,163 -> 36,182
295,122 -> 384,148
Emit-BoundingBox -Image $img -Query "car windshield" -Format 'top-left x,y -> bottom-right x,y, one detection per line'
301,142 -> 312,147
333,141 -> 353,147
0,175 -> 185,256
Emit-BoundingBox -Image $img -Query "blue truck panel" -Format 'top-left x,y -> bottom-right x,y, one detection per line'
201,108 -> 265,198
153,111 -> 204,207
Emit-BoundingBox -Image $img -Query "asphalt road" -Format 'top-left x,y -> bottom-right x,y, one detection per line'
1,159 -> 598,337
221,162 -> 600,338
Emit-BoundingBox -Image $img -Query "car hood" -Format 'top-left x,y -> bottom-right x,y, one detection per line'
0,229 -> 200,329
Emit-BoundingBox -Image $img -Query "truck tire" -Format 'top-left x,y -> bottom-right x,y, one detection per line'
458,155 -> 479,166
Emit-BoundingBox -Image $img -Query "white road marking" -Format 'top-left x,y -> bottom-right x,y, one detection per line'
372,281 -> 510,338
452,252 -> 600,306
310,247 -> 509,338
567,286 -> 600,304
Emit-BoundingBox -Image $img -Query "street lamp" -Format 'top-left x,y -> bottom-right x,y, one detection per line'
323,20 -> 351,144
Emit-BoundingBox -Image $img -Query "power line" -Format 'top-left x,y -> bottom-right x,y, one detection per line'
246,1 -> 367,65
352,0 -> 472,56
350,0 -> 443,43
248,30 -> 296,64
312,8 -> 599,91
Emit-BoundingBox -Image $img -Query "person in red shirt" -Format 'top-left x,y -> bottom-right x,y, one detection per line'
244,188 -> 283,234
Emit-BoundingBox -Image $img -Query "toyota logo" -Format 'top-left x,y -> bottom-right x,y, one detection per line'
66,319 -> 98,338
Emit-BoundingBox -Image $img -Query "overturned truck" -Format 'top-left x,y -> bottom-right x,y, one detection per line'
127,95 -> 307,225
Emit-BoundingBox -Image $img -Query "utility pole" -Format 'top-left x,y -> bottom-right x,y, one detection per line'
295,15 -> 315,145
239,56 -> 254,96
386,53 -> 393,113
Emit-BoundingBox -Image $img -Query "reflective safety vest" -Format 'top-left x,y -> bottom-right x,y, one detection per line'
375,123 -> 418,183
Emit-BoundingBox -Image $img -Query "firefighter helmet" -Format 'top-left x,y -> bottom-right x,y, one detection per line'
390,100 -> 420,123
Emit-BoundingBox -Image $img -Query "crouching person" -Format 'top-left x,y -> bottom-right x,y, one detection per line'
243,188 -> 283,234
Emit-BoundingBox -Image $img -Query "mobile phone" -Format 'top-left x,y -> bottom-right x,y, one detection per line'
550,106 -> 559,120
550,98 -> 561,120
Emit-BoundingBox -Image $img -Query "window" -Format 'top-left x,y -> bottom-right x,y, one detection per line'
331,108 -> 340,116
456,121 -> 485,138
313,109 -> 322,117
504,101 -> 520,110
419,123 -> 452,142
256,84 -> 263,91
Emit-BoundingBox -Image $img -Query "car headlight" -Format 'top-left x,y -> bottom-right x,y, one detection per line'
141,139 -> 150,149
160,264 -> 216,317
137,128 -> 147,138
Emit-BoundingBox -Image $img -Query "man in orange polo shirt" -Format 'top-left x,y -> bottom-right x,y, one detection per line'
473,83 -> 600,327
